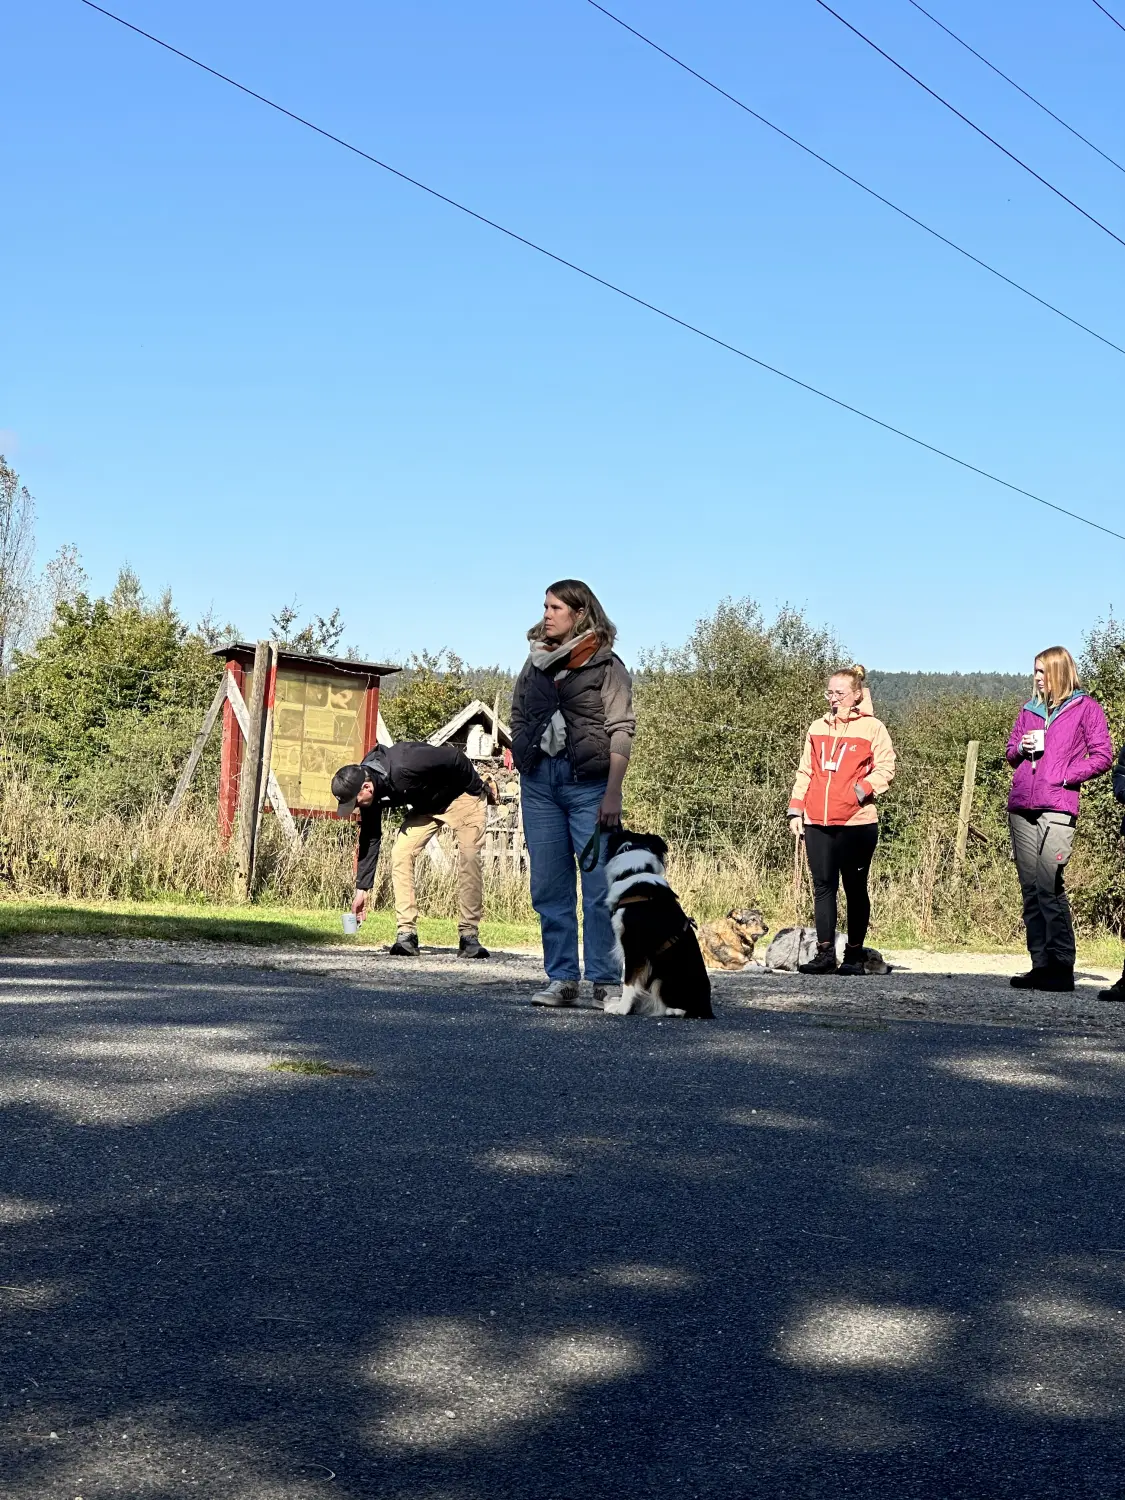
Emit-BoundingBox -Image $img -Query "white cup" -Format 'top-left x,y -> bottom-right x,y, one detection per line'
342,913 -> 359,935
1028,729 -> 1045,754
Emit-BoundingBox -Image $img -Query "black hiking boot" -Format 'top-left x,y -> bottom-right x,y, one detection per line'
1010,967 -> 1048,989
1099,964 -> 1125,1002
388,930 -> 420,957
799,942 -> 838,975
458,933 -> 490,960
1037,959 -> 1075,993
837,943 -> 867,976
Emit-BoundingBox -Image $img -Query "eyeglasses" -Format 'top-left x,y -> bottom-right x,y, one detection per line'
823,690 -> 852,702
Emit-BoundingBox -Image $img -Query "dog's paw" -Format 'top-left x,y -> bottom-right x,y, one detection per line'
663,1008 -> 687,1019
602,994 -> 633,1016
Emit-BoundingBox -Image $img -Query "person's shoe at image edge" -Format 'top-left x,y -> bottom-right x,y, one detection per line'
458,932 -> 490,960
798,942 -> 838,975
388,930 -> 420,957
1099,962 -> 1125,1001
837,943 -> 867,976
531,980 -> 580,1007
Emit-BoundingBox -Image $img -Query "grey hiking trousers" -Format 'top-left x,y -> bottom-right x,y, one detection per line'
1008,810 -> 1077,967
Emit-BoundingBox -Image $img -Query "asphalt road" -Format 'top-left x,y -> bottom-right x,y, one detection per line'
1,948 -> 1124,1499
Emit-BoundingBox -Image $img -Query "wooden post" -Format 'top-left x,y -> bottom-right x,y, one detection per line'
255,643 -> 279,825
954,740 -> 980,871
169,675 -> 228,816
491,690 -> 501,756
234,640 -> 270,898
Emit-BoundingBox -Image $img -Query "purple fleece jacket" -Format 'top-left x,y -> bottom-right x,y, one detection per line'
1006,692 -> 1113,816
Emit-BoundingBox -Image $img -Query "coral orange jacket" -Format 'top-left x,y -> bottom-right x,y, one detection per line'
788,701 -> 896,827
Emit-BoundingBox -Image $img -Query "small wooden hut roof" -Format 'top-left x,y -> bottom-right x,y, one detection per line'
429,699 -> 512,750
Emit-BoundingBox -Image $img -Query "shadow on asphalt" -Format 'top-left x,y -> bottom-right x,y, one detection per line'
1,956 -> 1124,1499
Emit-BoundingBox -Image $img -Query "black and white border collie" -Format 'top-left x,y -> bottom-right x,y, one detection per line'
603,830 -> 713,1019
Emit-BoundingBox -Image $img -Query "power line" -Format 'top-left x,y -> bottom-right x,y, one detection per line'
812,0 -> 1125,251
904,0 -> 1125,175
76,0 -> 1125,544
1091,0 -> 1125,35
584,0 -> 1125,357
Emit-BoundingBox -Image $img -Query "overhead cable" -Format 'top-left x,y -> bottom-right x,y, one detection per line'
812,0 -> 1125,251
585,0 -> 1125,357
75,0 -> 1125,543
1091,1 -> 1125,34
904,0 -> 1125,175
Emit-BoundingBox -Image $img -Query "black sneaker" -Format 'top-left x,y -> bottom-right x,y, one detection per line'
798,943 -> 838,975
1037,961 -> 1075,993
1010,967 -> 1048,989
1098,970 -> 1125,1002
458,934 -> 490,960
837,944 -> 867,976
388,931 -> 419,957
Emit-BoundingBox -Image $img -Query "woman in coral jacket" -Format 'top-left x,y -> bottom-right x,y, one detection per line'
787,664 -> 896,975
1006,646 -> 1112,994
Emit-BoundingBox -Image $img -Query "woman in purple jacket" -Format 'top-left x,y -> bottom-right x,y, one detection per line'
1006,646 -> 1113,993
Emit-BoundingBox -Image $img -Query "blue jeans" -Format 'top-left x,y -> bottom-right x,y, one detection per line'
521,756 -> 620,984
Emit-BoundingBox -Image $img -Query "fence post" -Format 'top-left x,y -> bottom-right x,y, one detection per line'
954,739 -> 980,871
235,639 -> 271,899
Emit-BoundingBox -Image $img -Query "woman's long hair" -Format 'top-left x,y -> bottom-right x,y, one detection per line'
1034,646 -> 1081,708
527,579 -> 617,648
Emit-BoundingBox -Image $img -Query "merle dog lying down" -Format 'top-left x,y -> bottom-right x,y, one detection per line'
603,830 -> 713,1019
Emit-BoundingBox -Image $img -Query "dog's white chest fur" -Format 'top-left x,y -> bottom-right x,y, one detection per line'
605,849 -> 670,910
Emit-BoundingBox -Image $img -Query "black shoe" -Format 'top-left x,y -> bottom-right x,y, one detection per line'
1099,969 -> 1125,1002
458,934 -> 490,960
837,944 -> 866,976
388,931 -> 419,957
799,943 -> 838,975
1037,960 -> 1075,993
1010,967 -> 1048,989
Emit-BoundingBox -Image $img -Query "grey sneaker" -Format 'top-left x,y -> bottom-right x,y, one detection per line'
531,980 -> 580,1007
592,984 -> 622,1007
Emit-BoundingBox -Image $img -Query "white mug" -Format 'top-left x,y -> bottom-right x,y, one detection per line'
1028,729 -> 1045,754
342,913 -> 359,935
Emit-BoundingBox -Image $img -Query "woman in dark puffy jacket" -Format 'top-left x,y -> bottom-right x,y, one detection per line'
510,579 -> 635,1008
1099,744 -> 1125,1002
1006,646 -> 1112,994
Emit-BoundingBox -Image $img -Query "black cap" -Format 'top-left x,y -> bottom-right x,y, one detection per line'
331,764 -> 370,818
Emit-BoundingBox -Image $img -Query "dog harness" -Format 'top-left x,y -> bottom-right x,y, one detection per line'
611,892 -> 698,957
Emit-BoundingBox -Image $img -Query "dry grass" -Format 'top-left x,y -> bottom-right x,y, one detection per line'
0,758 -> 1118,959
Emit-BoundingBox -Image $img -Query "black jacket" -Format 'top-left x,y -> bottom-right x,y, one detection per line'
1114,744 -> 1125,805
354,743 -> 484,891
510,644 -> 619,781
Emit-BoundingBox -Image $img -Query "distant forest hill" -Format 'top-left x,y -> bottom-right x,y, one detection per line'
868,671 -> 1027,710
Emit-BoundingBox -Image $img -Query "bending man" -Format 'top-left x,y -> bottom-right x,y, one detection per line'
331,741 -> 498,958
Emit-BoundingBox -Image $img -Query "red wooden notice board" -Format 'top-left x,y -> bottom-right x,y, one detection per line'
214,645 -> 399,835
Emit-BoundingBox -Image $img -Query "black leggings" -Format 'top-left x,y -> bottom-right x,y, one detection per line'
803,823 -> 879,947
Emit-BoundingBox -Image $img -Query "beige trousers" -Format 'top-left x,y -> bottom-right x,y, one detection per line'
391,791 -> 487,936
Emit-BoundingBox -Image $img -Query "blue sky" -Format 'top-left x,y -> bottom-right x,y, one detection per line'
3,0 -> 1123,672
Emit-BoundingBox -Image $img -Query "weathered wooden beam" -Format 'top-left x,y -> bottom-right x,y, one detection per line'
954,739 -> 980,871
234,640 -> 270,899
168,675 -> 228,816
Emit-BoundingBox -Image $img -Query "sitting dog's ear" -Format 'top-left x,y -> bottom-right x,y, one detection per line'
649,834 -> 669,862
